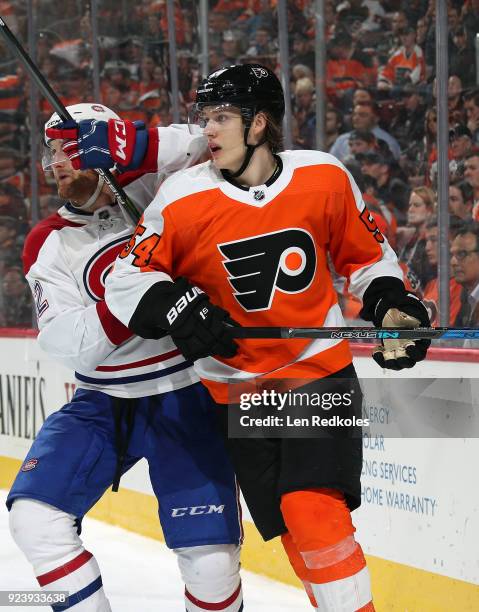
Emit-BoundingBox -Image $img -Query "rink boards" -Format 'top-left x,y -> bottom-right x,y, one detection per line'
0,331 -> 478,611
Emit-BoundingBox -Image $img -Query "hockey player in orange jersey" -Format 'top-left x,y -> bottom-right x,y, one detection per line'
53,65 -> 432,611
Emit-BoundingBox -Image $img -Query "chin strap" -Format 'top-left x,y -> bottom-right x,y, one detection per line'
222,121 -> 266,179
70,175 -> 105,211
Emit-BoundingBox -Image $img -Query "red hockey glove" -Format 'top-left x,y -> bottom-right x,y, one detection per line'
45,118 -> 157,173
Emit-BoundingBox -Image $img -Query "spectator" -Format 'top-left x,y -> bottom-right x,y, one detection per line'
294,77 -> 315,149
0,111 -> 21,148
422,216 -> 462,325
324,106 -> 344,150
101,61 -> 140,108
398,186 -> 437,292
461,0 -> 479,43
425,4 -> 459,68
0,265 -> 32,328
219,30 -> 242,67
0,182 -> 27,222
0,147 -> 25,184
212,0 -> 249,19
359,151 -> 408,221
291,64 -> 314,83
118,36 -> 144,78
464,153 -> 479,221
330,102 -> 401,161
347,129 -> 376,159
390,84 -> 425,147
235,0 -> 275,40
447,74 -> 465,125
0,215 -> 19,252
352,87 -> 374,107
335,0 -> 369,25
208,48 -> 223,73
379,10 -> 409,60
451,222 -> 479,327
449,125 -> 475,182
245,26 -> 277,59
177,50 -> 198,102
464,89 -> 479,146
415,17 -> 428,49
449,181 -> 474,221
377,26 -> 426,91
326,30 -> 376,103
450,26 -> 476,89
138,55 -> 159,97
208,11 -> 231,50
290,33 -> 315,72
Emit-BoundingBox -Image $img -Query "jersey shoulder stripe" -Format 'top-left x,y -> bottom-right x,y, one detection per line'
23,212 -> 83,275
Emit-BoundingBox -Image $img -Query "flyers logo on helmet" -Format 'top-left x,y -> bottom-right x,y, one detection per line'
218,229 -> 316,311
251,67 -> 268,78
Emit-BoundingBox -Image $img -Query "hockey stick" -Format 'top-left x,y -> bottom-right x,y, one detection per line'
0,15 -> 141,224
230,327 -> 479,340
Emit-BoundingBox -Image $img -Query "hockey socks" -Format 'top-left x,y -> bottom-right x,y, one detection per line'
9,499 -> 111,611
185,583 -> 243,611
176,544 -> 243,612
281,489 -> 375,612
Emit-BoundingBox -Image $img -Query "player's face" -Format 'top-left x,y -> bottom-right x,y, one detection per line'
200,106 -> 247,171
47,140 -> 99,203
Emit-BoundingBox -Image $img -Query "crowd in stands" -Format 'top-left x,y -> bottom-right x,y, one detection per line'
0,0 -> 478,332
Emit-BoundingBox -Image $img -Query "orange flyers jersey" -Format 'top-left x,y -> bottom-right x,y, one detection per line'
106,150 -> 403,402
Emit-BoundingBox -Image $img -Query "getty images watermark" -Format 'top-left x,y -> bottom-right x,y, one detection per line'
227,380 -> 369,438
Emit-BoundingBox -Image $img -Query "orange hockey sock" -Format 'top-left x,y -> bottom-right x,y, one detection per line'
281,532 -> 318,608
280,488 -> 374,611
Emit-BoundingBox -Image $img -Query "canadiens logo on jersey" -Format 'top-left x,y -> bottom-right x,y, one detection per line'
218,228 -> 316,311
83,236 -> 130,301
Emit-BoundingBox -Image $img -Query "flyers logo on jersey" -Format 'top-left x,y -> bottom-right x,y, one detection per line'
218,229 -> 316,311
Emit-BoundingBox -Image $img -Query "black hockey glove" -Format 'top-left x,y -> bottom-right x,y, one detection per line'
359,277 -> 431,370
129,277 -> 238,361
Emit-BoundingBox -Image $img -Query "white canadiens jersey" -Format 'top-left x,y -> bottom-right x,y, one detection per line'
24,125 -> 206,398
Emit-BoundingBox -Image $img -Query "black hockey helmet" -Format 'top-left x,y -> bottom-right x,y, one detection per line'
194,64 -> 285,124
191,64 -> 284,178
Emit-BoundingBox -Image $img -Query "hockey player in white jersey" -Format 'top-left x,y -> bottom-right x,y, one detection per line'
7,103 -> 244,612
